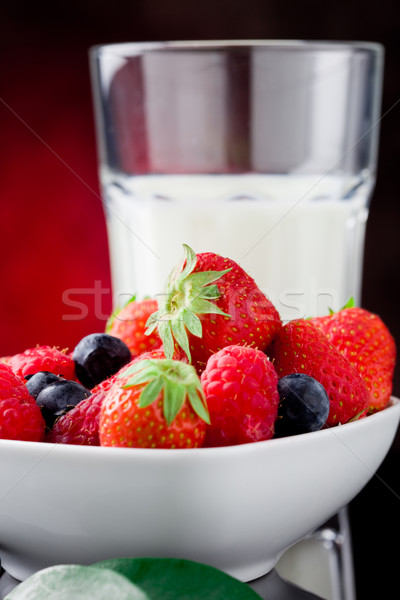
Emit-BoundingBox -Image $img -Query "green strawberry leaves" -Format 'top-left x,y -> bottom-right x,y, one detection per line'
6,559 -> 263,600
121,358 -> 210,425
146,244 -> 231,362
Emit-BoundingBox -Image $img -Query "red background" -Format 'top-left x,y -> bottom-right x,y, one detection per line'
1,2 -> 400,596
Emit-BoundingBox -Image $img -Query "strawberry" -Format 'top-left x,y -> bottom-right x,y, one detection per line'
106,296 -> 161,357
311,303 -> 396,413
146,244 -> 282,372
46,350 -> 168,446
99,357 -> 209,448
0,363 -> 45,441
8,345 -> 75,380
268,319 -> 369,426
200,345 -> 279,446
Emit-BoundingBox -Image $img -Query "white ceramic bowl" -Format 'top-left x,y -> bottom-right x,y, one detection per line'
0,398 -> 399,583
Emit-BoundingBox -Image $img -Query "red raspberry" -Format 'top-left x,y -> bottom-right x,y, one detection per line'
200,345 -> 279,446
45,388 -> 105,446
8,345 -> 76,380
0,363 -> 45,441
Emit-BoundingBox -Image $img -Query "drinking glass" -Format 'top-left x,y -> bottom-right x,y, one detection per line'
90,40 -> 383,320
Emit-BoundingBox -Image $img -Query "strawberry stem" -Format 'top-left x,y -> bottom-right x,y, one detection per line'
121,358 -> 210,425
145,244 -> 231,362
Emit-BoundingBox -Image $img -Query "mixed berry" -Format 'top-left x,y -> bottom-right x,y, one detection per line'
0,245 -> 396,447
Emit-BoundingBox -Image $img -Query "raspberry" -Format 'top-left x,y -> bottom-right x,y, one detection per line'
44,360 -> 142,446
8,345 -> 76,380
200,345 -> 280,446
45,388 -> 105,446
0,363 -> 45,441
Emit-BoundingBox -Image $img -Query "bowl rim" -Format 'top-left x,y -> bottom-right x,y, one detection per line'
0,397 -> 398,459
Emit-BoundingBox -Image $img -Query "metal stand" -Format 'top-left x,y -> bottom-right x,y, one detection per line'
275,508 -> 356,600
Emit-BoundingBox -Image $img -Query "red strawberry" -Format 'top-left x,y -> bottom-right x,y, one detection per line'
268,319 -> 369,426
106,296 -> 161,357
311,305 -> 396,413
146,244 -> 281,372
99,357 -> 209,448
46,350 -> 168,446
8,345 -> 75,380
201,345 -> 279,446
0,363 -> 45,441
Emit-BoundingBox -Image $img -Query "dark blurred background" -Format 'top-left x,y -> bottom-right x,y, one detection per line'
0,1 -> 399,597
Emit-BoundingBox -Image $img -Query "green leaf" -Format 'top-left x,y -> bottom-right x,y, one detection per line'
198,284 -> 221,300
328,297 -> 356,315
123,365 -> 160,387
175,244 -> 197,284
181,308 -> 202,338
145,310 -> 160,335
341,297 -> 356,309
5,565 -> 148,600
94,558 -> 263,600
163,379 -> 186,425
191,298 -> 230,317
185,268 -> 231,290
171,318 -> 192,362
188,387 -> 210,425
120,359 -> 153,378
159,321 -> 174,359
138,377 -> 164,408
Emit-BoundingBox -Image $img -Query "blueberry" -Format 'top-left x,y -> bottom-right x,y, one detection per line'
275,373 -> 330,437
72,333 -> 131,389
25,371 -> 64,399
36,380 -> 91,428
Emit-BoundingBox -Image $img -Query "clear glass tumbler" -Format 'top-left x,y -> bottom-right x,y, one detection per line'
90,40 -> 383,320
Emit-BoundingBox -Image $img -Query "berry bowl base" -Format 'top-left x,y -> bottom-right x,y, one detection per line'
0,398 -> 399,583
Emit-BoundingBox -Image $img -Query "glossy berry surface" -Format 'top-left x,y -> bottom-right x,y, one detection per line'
25,371 -> 64,399
312,306 -> 396,413
72,333 -> 131,389
275,373 -> 330,437
269,319 -> 369,426
36,380 -> 91,428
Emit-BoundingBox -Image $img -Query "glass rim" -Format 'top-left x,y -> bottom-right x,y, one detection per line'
90,39 -> 384,58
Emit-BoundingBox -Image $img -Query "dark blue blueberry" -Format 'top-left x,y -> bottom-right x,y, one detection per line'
36,380 -> 91,428
25,371 -> 64,399
72,333 -> 131,389
275,373 -> 330,437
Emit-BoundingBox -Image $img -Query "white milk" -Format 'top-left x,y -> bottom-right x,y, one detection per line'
101,172 -> 371,321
